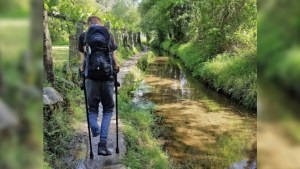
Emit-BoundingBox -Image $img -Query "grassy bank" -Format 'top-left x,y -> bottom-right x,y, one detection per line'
119,53 -> 172,169
153,40 -> 257,109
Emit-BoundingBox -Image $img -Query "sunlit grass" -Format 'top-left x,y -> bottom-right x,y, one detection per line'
52,46 -> 69,66
199,51 -> 257,108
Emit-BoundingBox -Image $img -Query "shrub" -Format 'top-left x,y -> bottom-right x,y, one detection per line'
160,39 -> 173,51
150,39 -> 161,48
169,43 -> 180,56
137,51 -> 155,72
177,42 -> 207,71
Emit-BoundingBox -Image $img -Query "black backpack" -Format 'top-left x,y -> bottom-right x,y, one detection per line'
84,24 -> 113,81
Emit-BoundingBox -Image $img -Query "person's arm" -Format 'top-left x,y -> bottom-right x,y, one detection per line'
80,52 -> 84,72
113,51 -> 119,70
110,33 -> 119,70
78,33 -> 85,72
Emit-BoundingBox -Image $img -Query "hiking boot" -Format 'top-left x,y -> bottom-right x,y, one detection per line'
98,141 -> 112,156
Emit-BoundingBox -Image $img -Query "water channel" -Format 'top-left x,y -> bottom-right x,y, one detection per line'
140,54 -> 257,169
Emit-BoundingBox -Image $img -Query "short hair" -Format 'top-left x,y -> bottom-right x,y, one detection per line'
87,16 -> 102,25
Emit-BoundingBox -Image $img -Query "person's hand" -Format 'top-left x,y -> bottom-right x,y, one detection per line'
114,65 -> 120,73
79,70 -> 84,79
80,65 -> 84,73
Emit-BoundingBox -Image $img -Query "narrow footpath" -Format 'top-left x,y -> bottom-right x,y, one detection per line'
76,46 -> 149,169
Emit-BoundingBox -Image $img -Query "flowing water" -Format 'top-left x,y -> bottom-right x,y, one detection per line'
142,54 -> 257,169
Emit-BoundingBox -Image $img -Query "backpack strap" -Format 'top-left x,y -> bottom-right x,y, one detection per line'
107,33 -> 114,75
83,31 -> 89,77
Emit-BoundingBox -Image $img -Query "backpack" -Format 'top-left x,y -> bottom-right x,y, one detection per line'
84,24 -> 113,81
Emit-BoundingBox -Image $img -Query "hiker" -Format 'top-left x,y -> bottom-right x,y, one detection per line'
78,16 -> 119,156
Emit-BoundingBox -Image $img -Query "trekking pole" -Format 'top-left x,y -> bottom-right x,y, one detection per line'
81,70 -> 94,159
114,70 -> 120,154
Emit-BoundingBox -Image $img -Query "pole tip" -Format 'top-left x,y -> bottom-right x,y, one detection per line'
90,152 -> 94,159
116,147 -> 120,154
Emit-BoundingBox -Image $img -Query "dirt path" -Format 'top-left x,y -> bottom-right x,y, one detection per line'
75,46 -> 149,169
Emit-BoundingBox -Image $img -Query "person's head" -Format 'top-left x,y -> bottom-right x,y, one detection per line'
87,16 -> 102,27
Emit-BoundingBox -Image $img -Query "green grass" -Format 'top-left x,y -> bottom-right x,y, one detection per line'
118,46 -> 136,64
44,70 -> 85,169
137,51 -> 155,71
52,46 -> 69,66
52,40 -> 69,46
119,64 -> 172,169
198,51 -> 257,108
176,42 -> 208,70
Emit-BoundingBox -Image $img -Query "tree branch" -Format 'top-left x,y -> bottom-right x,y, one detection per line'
47,12 -> 86,24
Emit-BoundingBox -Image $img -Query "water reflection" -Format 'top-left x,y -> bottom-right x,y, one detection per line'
143,56 -> 257,169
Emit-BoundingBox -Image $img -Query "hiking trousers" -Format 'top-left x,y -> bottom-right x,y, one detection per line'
85,79 -> 114,142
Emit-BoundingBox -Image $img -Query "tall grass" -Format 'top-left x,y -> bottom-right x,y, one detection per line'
198,51 -> 256,108
137,51 -> 155,71
176,42 -> 208,70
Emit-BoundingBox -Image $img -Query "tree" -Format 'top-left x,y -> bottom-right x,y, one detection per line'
43,10 -> 55,84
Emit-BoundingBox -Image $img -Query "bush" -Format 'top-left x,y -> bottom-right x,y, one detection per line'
160,39 -> 173,51
118,46 -> 135,64
177,42 -> 207,70
137,51 -> 155,72
169,43 -> 180,56
150,39 -> 161,48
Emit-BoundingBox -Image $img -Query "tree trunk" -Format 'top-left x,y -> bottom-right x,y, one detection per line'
122,29 -> 128,47
69,23 -> 83,68
43,10 -> 55,84
133,33 -> 137,44
146,33 -> 150,44
137,32 -> 142,46
128,31 -> 134,48
158,30 -> 165,43
112,28 -> 119,45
